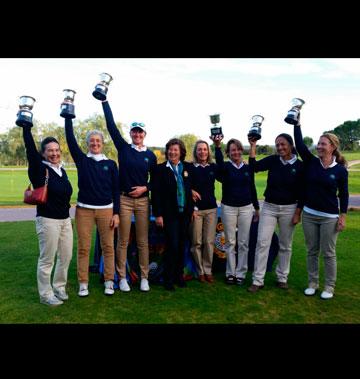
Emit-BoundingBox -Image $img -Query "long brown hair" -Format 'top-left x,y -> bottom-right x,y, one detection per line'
165,138 -> 187,162
321,133 -> 347,167
193,140 -> 212,164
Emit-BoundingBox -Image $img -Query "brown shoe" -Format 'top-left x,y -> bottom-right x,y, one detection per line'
198,275 -> 206,283
205,274 -> 214,283
247,284 -> 264,293
276,281 -> 289,289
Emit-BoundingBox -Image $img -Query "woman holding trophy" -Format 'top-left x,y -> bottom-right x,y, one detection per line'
247,133 -> 304,293
18,96 -> 73,306
292,114 -> 348,300
95,74 -> 157,293
61,89 -> 120,298
212,134 -> 259,286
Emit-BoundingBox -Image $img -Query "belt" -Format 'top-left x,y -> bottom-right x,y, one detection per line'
120,191 -> 148,199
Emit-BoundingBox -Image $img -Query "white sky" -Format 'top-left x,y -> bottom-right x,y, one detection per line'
1,58 -> 360,147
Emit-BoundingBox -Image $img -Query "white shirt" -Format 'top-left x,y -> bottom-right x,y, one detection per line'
319,156 -> 337,169
86,152 -> 108,161
42,160 -> 63,177
230,160 -> 244,169
131,144 -> 147,152
193,162 -> 210,168
280,154 -> 297,165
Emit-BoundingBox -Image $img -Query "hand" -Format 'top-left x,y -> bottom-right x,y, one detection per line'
292,208 -> 302,225
128,186 -> 147,198
192,190 -> 201,202
253,209 -> 260,223
248,137 -> 257,147
191,210 -> 199,222
155,216 -> 164,228
210,134 -> 223,147
337,214 -> 346,232
110,214 -> 119,229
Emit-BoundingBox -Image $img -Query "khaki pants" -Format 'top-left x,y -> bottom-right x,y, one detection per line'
75,207 -> 115,283
190,208 -> 217,276
116,195 -> 150,279
252,202 -> 297,286
302,211 -> 339,293
35,216 -> 73,301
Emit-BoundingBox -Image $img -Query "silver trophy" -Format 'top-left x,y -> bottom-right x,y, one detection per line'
60,89 -> 76,119
92,72 -> 113,101
210,114 -> 223,138
248,115 -> 264,141
16,96 -> 36,127
284,98 -> 305,125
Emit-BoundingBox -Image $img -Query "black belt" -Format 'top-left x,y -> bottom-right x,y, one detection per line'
120,192 -> 148,198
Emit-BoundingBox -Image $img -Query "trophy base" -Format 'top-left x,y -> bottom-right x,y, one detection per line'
16,113 -> 33,128
60,111 -> 76,119
284,116 -> 298,125
247,132 -> 261,141
16,119 -> 33,128
92,90 -> 106,101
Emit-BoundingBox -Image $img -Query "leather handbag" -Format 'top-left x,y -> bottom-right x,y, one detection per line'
24,168 -> 49,205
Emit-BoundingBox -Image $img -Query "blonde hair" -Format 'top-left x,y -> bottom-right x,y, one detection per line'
321,133 -> 347,167
193,140 -> 212,164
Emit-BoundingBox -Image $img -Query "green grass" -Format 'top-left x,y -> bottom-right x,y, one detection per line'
0,212 -> 360,323
343,152 -> 360,161
350,164 -> 360,169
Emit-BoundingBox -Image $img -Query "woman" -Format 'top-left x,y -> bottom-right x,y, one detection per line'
190,140 -> 220,283
22,125 -> 73,306
247,133 -> 304,293
101,100 -> 157,292
213,136 -> 259,285
64,118 -> 119,297
293,120 -> 348,300
152,138 -> 194,291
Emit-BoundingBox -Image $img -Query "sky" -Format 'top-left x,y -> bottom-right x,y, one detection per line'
1,58 -> 360,147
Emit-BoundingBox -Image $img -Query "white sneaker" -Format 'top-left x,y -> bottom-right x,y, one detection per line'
304,287 -> 317,296
40,295 -> 64,306
54,287 -> 69,301
320,290 -> 334,300
140,278 -> 150,292
104,280 -> 115,296
119,278 -> 131,292
78,283 -> 89,297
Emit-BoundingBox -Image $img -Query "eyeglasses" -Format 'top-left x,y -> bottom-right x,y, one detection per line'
131,122 -> 145,128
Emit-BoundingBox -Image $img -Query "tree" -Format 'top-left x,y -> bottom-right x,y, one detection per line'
324,119 -> 360,151
303,136 -> 313,148
174,133 -> 199,161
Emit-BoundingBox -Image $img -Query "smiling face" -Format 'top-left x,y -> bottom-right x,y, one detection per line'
275,136 -> 292,159
229,143 -> 243,164
196,142 -> 209,164
130,128 -> 146,146
88,134 -> 103,154
42,142 -> 61,165
317,136 -> 335,158
168,144 -> 181,165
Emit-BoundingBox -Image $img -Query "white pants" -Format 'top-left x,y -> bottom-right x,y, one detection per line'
221,203 -> 254,278
252,202 -> 297,286
35,216 -> 73,300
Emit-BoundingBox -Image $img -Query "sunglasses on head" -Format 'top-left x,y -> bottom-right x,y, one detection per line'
131,122 -> 145,128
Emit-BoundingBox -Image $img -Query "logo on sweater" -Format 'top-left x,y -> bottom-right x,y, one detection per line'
210,171 -> 214,176
329,174 -> 336,180
244,172 -> 249,176
144,157 -> 149,163
291,168 -> 297,174
103,165 -> 109,171
184,171 -> 188,177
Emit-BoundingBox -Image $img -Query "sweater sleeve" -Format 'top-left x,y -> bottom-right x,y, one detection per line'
293,124 -> 314,163
151,164 -> 163,217
102,100 -> 127,151
249,165 -> 260,210
338,169 -> 349,214
248,156 -> 273,172
64,118 -> 85,164
147,152 -> 158,193
214,147 -> 225,183
111,162 -> 120,215
22,125 -> 42,176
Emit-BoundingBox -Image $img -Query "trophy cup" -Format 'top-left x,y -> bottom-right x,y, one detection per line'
60,89 -> 76,119
210,114 -> 223,139
284,98 -> 305,125
15,96 -> 36,127
247,115 -> 264,141
92,72 -> 113,101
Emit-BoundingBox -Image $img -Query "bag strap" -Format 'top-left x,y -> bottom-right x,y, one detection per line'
44,168 -> 49,186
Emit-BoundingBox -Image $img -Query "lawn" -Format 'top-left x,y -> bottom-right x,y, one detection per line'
0,211 -> 359,323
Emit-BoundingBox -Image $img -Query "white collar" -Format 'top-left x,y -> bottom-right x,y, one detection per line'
279,154 -> 297,165
131,144 -> 147,152
86,152 -> 108,161
193,162 -> 210,168
42,160 -> 63,177
319,156 -> 337,169
230,160 -> 244,169
166,160 -> 181,172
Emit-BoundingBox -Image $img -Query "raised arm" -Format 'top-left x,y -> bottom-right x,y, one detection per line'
247,137 -> 272,172
293,123 -> 314,163
102,100 -> 127,151
22,125 -> 42,167
64,118 -> 85,163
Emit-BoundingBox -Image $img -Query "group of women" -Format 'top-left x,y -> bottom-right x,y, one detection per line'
22,101 -> 349,305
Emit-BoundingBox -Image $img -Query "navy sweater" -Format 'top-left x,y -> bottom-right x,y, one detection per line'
189,163 -> 219,210
294,125 -> 349,214
249,155 -> 304,207
22,126 -> 72,219
215,147 -> 259,209
102,101 -> 157,195
65,119 -> 120,214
